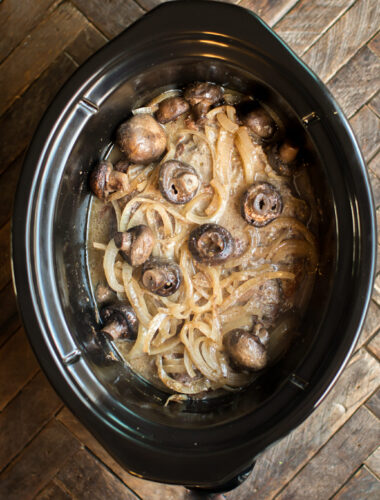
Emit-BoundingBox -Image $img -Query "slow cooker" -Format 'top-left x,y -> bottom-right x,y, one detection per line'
12,0 -> 375,493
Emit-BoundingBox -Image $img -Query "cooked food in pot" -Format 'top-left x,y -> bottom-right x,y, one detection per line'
87,83 -> 319,396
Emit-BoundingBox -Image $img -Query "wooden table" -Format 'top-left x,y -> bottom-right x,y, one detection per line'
0,1 -> 379,498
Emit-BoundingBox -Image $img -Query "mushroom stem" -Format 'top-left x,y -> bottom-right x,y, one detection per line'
279,141 -> 299,163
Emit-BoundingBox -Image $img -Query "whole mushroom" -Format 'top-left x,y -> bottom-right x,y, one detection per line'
241,182 -> 282,227
114,225 -> 154,266
159,160 -> 200,204
90,160 -> 129,200
266,138 -> 300,176
188,223 -> 235,265
223,325 -> 269,371
116,114 -> 167,165
238,103 -> 277,143
155,96 -> 190,124
184,82 -> 223,119
141,258 -> 182,297
100,303 -> 138,341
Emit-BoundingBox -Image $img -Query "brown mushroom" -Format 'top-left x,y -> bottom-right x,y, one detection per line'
95,283 -> 116,305
114,225 -> 154,266
155,97 -> 190,124
188,223 -> 235,265
240,105 -> 277,143
184,82 -> 223,118
159,160 -> 200,204
116,114 -> 167,165
223,327 -> 268,371
89,160 -> 129,200
100,303 -> 138,341
266,138 -> 300,176
241,182 -> 282,227
141,258 -> 182,296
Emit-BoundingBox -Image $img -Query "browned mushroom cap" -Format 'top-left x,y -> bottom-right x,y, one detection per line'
241,182 -> 283,227
223,328 -> 268,371
188,223 -> 235,265
89,160 -> 128,200
141,259 -> 182,296
241,107 -> 277,143
116,114 -> 167,165
159,160 -> 200,204
100,303 -> 138,341
155,97 -> 190,124
266,138 -> 300,176
114,225 -> 154,266
184,82 -> 223,118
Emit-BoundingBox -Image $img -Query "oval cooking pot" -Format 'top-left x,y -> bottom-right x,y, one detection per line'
12,0 -> 375,492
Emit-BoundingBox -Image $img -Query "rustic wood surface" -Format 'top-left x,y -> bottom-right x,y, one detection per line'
0,1 -> 379,498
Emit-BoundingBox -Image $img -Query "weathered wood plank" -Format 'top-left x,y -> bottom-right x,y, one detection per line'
0,2 -> 87,117
0,0 -> 59,63
0,328 -> 39,411
0,53 -> 77,176
0,371 -> 62,472
239,0 -> 299,27
0,420 -> 81,500
71,0 -> 144,38
57,407 -> 189,500
365,389 -> 380,419
57,448 -> 139,500
368,31 -> 380,57
365,446 -> 380,479
328,46 -> 380,118
367,331 -> 380,360
0,221 -> 12,292
355,300 -> 380,351
65,23 -> 108,65
350,107 -> 380,163
333,466 -> 380,499
36,480 -> 72,500
302,0 -> 380,82
276,406 -> 380,499
275,0 -> 355,56
369,92 -> 380,118
372,274 -> 380,307
0,282 -> 20,348
0,153 -> 24,228
226,348 -> 380,500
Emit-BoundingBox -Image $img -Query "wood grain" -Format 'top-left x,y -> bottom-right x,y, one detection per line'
71,0 -> 144,38
0,282 -> 20,347
0,3 -> 86,116
0,53 -> 77,175
366,389 -> 380,419
239,0 -> 298,27
226,348 -> 380,500
350,106 -> 380,163
333,466 -> 380,499
372,274 -> 380,307
369,92 -> 380,118
328,46 -> 380,118
0,420 -> 81,500
275,0 -> 355,56
57,448 -> 139,500
367,331 -> 380,360
36,481 -> 72,500
302,0 -> 380,82
355,300 -> 380,350
369,31 -> 380,57
0,153 -> 24,228
0,371 -> 62,471
65,23 -> 108,65
365,446 -> 380,478
276,406 -> 380,499
57,407 -> 189,500
0,221 -> 11,291
0,0 -> 58,63
0,328 -> 39,411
